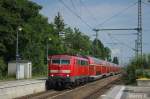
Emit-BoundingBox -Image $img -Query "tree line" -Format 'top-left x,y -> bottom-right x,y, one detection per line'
0,0 -> 117,78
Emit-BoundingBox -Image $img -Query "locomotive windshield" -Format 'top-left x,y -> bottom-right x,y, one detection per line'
52,59 -> 60,64
61,60 -> 70,64
52,59 -> 70,65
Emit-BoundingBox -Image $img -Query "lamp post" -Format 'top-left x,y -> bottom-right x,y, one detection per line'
47,37 -> 52,76
16,26 -> 22,80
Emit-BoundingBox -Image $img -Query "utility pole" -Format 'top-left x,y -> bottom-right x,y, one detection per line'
93,0 -> 144,58
16,26 -> 22,80
135,39 -> 138,57
137,0 -> 142,58
93,28 -> 138,56
93,29 -> 99,57
46,37 -> 52,76
46,41 -> 49,76
94,1 -> 143,56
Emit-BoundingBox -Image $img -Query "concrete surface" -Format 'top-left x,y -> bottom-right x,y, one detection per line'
0,79 -> 46,99
100,85 -> 150,99
100,85 -> 125,99
137,79 -> 150,87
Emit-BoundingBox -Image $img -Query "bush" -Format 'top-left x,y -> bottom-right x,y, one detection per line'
123,65 -> 136,85
123,54 -> 150,85
136,69 -> 144,78
136,69 -> 150,78
0,57 -> 7,79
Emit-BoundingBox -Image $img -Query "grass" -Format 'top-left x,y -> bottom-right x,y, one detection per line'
0,76 -> 16,82
137,77 -> 150,80
0,72 -> 47,82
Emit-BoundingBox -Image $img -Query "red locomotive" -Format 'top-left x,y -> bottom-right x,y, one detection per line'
46,54 -> 121,89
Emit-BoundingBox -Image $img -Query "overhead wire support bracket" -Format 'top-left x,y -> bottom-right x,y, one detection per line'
93,28 -> 138,31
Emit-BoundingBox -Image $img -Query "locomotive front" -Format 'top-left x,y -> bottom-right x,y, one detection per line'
46,55 -> 73,89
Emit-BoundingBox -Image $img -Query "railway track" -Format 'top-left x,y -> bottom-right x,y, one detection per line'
84,78 -> 123,99
15,75 -> 121,99
15,89 -> 69,99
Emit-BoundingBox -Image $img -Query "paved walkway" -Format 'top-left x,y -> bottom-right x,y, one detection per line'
100,85 -> 150,99
0,77 -> 46,99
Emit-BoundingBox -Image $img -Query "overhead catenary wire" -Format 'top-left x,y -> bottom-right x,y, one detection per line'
106,32 -> 136,51
78,0 -> 83,17
79,0 -> 98,23
104,32 -> 117,46
142,1 -> 150,6
58,0 -> 93,30
110,33 -> 137,36
95,1 -> 138,28
70,0 -> 77,11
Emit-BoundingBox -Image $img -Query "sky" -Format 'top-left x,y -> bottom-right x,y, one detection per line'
32,0 -> 150,65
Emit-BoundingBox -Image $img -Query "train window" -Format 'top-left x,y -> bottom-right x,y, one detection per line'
81,61 -> 84,65
85,61 -> 88,65
52,59 -> 70,65
81,60 -> 88,66
52,59 -> 60,64
61,60 -> 70,65
77,60 -> 81,65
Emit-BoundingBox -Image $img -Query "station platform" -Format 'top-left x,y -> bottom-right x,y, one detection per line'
0,78 -> 46,99
100,85 -> 150,99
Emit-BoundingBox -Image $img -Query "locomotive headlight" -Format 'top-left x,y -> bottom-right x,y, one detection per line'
51,74 -> 54,77
66,74 -> 69,77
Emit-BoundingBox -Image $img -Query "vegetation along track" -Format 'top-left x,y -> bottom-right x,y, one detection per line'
15,75 -> 121,99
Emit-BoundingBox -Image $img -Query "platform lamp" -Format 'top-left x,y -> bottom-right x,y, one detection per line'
47,37 -> 52,76
16,26 -> 22,80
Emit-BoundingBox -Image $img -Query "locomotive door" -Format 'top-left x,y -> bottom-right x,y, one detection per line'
76,59 -> 81,76
89,64 -> 95,75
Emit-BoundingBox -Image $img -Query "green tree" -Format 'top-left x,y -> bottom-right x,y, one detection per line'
147,54 -> 150,68
49,12 -> 66,54
0,0 -> 54,75
54,12 -> 65,35
64,28 -> 92,55
92,39 -> 111,60
0,0 -> 112,78
0,57 -> 7,78
112,56 -> 119,64
104,47 -> 111,61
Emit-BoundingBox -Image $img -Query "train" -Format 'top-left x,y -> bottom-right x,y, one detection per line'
46,54 -> 121,89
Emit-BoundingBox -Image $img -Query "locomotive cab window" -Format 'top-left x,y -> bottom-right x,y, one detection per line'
77,60 -> 81,65
52,59 -> 60,64
61,60 -> 70,65
52,59 -> 70,65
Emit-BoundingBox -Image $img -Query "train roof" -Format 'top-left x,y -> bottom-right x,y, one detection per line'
49,54 -> 120,65
49,54 -> 72,59
87,56 -> 104,64
49,54 -> 88,61
87,56 -> 119,66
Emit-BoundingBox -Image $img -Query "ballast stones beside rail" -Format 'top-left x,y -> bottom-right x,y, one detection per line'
0,79 -> 46,99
